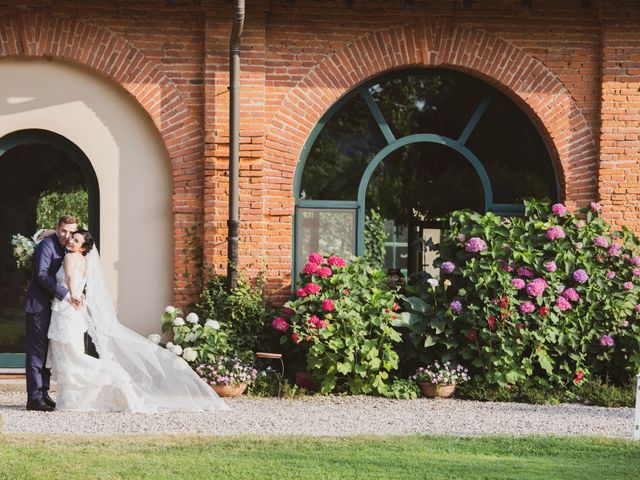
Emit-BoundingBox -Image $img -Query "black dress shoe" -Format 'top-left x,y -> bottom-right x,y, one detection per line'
26,398 -> 55,412
42,393 -> 56,409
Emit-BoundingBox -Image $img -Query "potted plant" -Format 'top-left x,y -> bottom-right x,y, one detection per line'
195,356 -> 258,397
412,361 -> 469,398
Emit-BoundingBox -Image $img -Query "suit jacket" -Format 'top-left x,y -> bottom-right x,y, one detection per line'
24,234 -> 69,314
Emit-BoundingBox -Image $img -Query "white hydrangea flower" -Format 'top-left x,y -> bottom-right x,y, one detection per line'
165,342 -> 174,350
173,317 -> 185,326
165,306 -> 176,314
205,319 -> 221,330
185,332 -> 198,343
171,345 -> 183,356
186,312 -> 199,324
147,334 -> 161,344
182,347 -> 197,362
427,278 -> 439,288
556,284 -> 565,294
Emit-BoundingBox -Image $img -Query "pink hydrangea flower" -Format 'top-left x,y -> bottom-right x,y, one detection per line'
573,269 -> 589,284
500,260 -> 514,273
635,304 -> 640,313
590,202 -> 602,213
562,288 -> 579,302
327,256 -> 347,267
624,281 -> 634,291
519,301 -> 535,314
303,262 -> 319,275
307,315 -> 321,327
517,267 -> 534,278
512,278 -> 526,290
606,271 -> 616,279
555,296 -> 572,311
271,317 -> 289,332
304,282 -> 321,295
633,268 -> 640,277
593,236 -> 609,248
321,299 -> 335,312
632,256 -> 640,267
545,226 -> 565,240
308,253 -> 325,264
316,320 -> 328,329
455,233 -> 466,243
465,237 -> 487,253
526,278 -> 548,298
296,288 -> 308,298
317,267 -> 333,278
551,203 -> 567,216
576,220 -> 586,228
599,335 -> 614,347
544,261 -> 557,273
575,242 -> 584,250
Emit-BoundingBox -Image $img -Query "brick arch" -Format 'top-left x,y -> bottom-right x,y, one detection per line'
0,11 -> 203,302
265,21 -> 598,208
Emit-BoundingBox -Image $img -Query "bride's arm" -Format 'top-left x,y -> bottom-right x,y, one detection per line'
63,254 -> 83,301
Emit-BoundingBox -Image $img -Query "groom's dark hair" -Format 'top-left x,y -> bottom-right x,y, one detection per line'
76,229 -> 95,256
58,215 -> 78,226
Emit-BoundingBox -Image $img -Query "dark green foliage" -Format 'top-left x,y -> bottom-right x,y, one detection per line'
364,209 -> 387,269
36,187 -> 88,229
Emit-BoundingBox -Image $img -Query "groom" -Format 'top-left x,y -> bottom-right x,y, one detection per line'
23,215 -> 81,411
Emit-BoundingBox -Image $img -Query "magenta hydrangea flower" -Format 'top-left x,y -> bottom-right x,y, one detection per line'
606,271 -> 616,279
593,236 -> 609,248
308,252 -> 325,264
327,255 -> 347,267
624,281 -> 634,291
519,301 -> 535,314
632,256 -> 640,267
555,296 -> 572,311
544,261 -> 557,273
573,269 -> 589,284
304,282 -> 321,295
633,268 -> 640,277
609,246 -> 621,257
450,300 -> 463,314
512,278 -> 526,290
465,237 -> 487,253
517,267 -> 534,278
500,260 -> 514,273
526,278 -> 548,298
296,288 -> 308,298
307,315 -> 321,327
321,299 -> 335,312
551,203 -> 567,216
282,307 -> 295,316
440,261 -> 455,274
562,288 -> 579,302
303,262 -> 319,275
590,202 -> 602,213
599,335 -> 614,347
271,317 -> 289,332
317,267 -> 333,278
316,320 -> 328,329
545,226 -> 565,241
575,242 -> 584,250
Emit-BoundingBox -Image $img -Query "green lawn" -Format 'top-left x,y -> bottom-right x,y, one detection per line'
0,434 -> 638,479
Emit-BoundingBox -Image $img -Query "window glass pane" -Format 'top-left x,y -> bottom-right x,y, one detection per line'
296,208 -> 356,276
368,69 -> 488,140
466,93 -> 553,203
300,95 -> 387,200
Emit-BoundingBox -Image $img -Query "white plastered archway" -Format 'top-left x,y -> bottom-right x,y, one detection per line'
0,58 -> 172,335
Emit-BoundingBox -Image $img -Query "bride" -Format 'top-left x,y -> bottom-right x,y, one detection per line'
45,229 -> 229,413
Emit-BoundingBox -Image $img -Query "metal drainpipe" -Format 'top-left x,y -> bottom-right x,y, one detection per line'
227,0 -> 245,289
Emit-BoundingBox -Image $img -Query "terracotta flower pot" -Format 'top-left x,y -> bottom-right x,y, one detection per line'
211,383 -> 247,397
418,382 -> 456,398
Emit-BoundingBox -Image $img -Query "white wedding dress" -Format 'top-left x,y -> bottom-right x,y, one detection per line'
46,249 -> 229,413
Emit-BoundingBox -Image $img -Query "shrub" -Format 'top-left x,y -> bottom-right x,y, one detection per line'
272,254 -> 401,395
395,199 -> 640,388
382,378 -> 421,400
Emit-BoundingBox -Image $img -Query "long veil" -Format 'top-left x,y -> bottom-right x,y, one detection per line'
84,248 -> 229,412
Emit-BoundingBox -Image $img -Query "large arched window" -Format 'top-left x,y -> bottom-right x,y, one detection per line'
294,68 -> 557,277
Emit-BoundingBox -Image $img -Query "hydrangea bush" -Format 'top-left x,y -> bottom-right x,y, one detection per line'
272,254 -> 401,395
397,199 -> 640,387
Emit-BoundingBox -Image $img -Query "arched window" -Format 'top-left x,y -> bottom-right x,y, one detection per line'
294,68 -> 557,278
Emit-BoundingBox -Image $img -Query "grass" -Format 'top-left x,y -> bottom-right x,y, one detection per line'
0,434 -> 639,479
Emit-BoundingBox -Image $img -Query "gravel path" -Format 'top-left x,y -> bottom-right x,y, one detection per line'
0,391 -> 634,438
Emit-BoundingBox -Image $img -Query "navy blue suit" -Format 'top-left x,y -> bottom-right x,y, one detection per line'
23,234 -> 68,401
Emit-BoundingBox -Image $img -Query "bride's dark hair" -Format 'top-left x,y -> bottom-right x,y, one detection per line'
76,229 -> 95,256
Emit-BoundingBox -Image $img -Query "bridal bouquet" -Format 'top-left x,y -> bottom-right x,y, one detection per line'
11,233 -> 36,272
195,356 -> 258,387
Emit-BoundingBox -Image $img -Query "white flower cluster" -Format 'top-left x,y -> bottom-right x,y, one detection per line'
412,361 -> 470,385
147,334 -> 161,344
11,234 -> 36,270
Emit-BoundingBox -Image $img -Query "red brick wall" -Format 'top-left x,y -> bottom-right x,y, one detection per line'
0,0 -> 637,305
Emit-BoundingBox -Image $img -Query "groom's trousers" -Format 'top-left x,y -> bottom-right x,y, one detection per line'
25,309 -> 52,401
